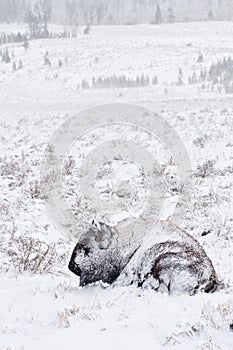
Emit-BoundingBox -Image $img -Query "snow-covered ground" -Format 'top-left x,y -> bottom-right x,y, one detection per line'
0,22 -> 233,350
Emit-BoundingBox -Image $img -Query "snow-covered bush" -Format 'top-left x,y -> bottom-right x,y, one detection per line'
194,160 -> 216,178
7,236 -> 67,274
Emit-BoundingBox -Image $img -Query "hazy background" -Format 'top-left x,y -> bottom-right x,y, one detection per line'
1,0 -> 233,25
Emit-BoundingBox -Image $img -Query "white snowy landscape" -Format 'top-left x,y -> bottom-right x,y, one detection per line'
0,7 -> 233,350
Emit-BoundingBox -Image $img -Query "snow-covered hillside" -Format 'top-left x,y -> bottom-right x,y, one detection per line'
0,22 -> 233,350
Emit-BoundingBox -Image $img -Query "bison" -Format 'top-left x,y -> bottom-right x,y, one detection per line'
68,220 -> 218,295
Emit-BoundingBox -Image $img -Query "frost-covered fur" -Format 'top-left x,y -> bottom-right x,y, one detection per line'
68,220 -> 218,295
68,221 -> 136,286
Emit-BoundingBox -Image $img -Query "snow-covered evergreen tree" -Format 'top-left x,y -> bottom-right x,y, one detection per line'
154,3 -> 163,24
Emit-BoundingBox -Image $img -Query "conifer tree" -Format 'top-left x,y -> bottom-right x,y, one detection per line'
18,59 -> 23,69
155,4 -> 162,24
84,23 -> 91,35
207,10 -> 214,21
5,48 -> 10,63
168,7 -> 175,23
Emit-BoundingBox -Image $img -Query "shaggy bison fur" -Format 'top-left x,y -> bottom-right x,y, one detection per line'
68,220 -> 218,295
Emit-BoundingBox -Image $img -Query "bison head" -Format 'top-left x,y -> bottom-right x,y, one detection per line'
68,220 -> 129,286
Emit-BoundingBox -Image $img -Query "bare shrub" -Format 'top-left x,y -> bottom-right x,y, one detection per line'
57,304 -> 99,328
29,179 -> 48,199
193,135 -> 208,148
57,306 -> 80,328
193,191 -> 227,210
0,157 -> 21,177
194,160 -> 216,178
8,236 -> 67,273
29,180 -> 42,199
0,155 -> 30,189
63,156 -> 75,176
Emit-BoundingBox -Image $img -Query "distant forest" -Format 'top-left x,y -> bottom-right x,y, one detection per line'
0,0 -> 233,25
